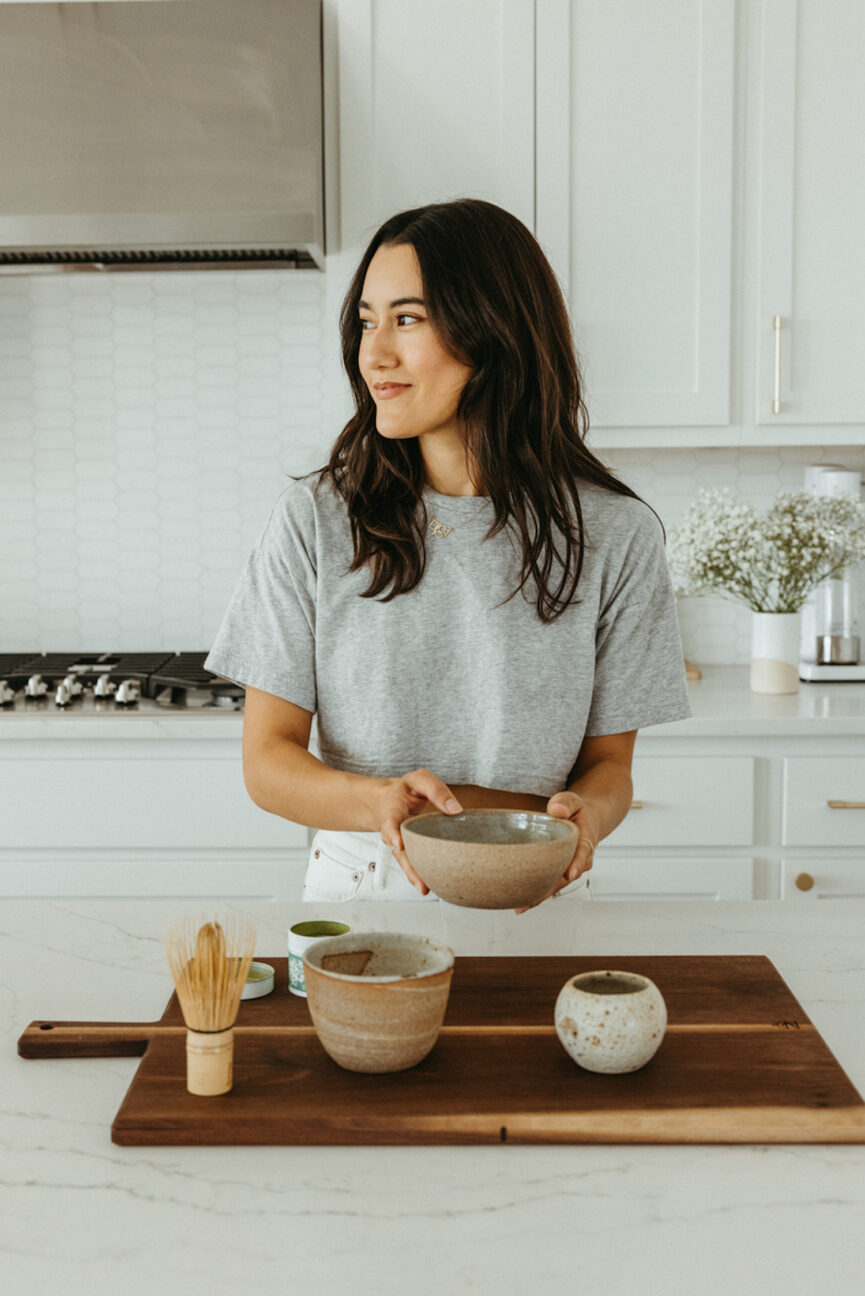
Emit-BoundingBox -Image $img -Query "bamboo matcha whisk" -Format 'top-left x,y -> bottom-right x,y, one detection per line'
165,914 -> 257,1096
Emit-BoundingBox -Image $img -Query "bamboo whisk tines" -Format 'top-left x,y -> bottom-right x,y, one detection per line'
165,914 -> 257,1096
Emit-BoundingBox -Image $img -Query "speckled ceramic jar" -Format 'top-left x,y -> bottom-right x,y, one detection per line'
554,970 -> 667,1074
303,931 -> 455,1073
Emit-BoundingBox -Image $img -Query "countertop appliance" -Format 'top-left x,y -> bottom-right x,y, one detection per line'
799,467 -> 865,683
0,653 -> 243,714
0,0 -> 324,273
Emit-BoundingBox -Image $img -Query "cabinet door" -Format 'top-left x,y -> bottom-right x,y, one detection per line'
536,0 -> 735,427
336,0 -> 534,250
755,0 -> 865,424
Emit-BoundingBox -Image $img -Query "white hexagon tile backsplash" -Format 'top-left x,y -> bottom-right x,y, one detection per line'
1,270 -> 863,664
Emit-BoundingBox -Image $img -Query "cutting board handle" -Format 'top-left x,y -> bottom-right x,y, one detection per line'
17,1020 -> 166,1059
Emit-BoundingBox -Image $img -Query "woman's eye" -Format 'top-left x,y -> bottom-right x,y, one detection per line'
358,314 -> 423,331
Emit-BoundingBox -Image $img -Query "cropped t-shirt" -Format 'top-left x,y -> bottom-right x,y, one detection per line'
205,471 -> 691,797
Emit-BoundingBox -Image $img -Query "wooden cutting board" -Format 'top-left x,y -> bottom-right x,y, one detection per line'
18,955 -> 865,1145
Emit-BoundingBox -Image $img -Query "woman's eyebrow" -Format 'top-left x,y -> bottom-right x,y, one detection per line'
358,296 -> 426,310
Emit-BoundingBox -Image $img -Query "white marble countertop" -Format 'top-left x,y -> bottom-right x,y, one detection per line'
3,666 -> 865,739
654,665 -> 865,736
4,899 -> 865,1296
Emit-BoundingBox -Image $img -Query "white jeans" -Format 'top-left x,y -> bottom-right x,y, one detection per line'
302,829 -> 440,902
301,829 -> 592,903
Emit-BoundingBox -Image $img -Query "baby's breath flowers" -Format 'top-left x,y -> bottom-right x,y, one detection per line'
667,488 -> 865,614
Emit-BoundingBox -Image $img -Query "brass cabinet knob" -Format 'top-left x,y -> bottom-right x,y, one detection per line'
795,872 -> 815,892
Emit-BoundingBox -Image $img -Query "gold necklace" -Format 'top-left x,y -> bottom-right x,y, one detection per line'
427,515 -> 476,539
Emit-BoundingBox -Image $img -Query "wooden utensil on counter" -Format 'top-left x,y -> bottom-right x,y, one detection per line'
165,915 -> 256,1096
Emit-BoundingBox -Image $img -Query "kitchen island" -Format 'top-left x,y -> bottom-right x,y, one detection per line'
4,899 -> 865,1295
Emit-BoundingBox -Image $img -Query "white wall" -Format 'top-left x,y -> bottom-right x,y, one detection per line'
1,267 -> 863,662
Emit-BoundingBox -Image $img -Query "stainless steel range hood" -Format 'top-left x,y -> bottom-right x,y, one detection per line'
0,0 -> 324,273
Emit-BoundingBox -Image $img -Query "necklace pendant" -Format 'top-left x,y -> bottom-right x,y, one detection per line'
429,517 -> 453,538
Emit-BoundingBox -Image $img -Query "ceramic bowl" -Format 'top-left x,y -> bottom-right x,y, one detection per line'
400,808 -> 579,909
302,931 -> 455,1073
554,969 -> 667,1073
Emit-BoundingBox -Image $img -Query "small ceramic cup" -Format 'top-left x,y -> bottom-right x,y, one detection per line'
288,920 -> 351,996
554,969 -> 667,1073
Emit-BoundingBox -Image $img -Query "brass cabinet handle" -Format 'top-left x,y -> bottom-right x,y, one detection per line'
826,800 -> 865,809
630,800 -> 643,809
795,872 -> 815,892
772,314 -> 782,414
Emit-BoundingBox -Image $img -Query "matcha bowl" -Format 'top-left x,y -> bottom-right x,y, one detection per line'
401,808 -> 579,909
303,931 -> 455,1073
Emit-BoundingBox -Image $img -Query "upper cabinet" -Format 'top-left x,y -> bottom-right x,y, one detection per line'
536,0 -> 735,432
333,0 -> 535,253
754,0 -> 865,429
331,0 -> 865,446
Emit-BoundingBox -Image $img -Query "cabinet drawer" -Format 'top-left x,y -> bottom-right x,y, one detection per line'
608,757 -> 754,847
782,857 -> 865,900
591,856 -> 755,901
783,758 -> 865,847
0,756 -> 303,849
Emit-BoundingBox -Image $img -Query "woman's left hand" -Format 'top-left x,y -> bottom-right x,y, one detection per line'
514,791 -> 600,913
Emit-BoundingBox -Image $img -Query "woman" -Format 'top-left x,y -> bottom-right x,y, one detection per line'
205,199 -> 691,909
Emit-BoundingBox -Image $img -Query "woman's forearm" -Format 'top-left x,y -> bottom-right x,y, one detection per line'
243,738 -> 550,832
243,737 -> 387,831
565,759 -> 634,842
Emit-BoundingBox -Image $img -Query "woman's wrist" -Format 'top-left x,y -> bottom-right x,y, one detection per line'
345,773 -> 392,833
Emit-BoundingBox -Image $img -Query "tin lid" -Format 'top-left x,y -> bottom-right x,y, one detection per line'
241,961 -> 275,1000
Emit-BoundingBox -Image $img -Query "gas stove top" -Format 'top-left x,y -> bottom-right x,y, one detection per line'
0,653 -> 243,712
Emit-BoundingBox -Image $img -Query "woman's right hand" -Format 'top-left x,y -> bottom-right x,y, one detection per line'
372,769 -> 463,894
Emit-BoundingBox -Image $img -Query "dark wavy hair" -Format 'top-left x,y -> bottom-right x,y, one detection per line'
300,198 -> 651,624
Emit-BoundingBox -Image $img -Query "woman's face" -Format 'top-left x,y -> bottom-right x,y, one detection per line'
358,243 -> 473,446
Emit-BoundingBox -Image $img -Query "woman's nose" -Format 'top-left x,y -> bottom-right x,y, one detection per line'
363,325 -> 398,369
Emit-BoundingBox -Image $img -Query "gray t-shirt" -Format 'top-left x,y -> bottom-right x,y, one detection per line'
205,471 -> 691,797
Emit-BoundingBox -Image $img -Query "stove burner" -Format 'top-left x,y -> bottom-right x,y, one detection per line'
0,653 -> 243,711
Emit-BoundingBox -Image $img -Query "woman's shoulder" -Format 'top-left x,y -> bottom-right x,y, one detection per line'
268,468 -> 345,532
575,478 -> 663,545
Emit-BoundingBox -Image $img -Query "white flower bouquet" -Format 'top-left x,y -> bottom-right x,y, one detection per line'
667,487 -> 865,614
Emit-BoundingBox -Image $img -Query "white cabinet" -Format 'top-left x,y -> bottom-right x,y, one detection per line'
608,755 -> 753,847
593,750 -> 756,900
755,0 -> 865,429
333,0 -> 535,251
590,856 -> 755,901
593,724 -> 865,901
536,0 -> 735,429
0,733 -> 308,899
782,757 -> 865,847
330,0 -> 865,445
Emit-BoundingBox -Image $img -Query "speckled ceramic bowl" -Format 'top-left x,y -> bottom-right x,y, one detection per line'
401,809 -> 579,909
302,931 -> 455,1073
554,970 -> 667,1073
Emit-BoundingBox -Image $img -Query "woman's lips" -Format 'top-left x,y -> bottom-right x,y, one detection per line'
374,383 -> 410,400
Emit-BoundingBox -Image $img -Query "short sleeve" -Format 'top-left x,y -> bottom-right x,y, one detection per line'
585,509 -> 691,736
204,487 -> 317,711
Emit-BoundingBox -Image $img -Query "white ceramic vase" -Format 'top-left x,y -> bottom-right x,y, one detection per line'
750,611 -> 800,695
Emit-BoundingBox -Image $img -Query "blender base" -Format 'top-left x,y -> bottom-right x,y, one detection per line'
799,661 -> 865,682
